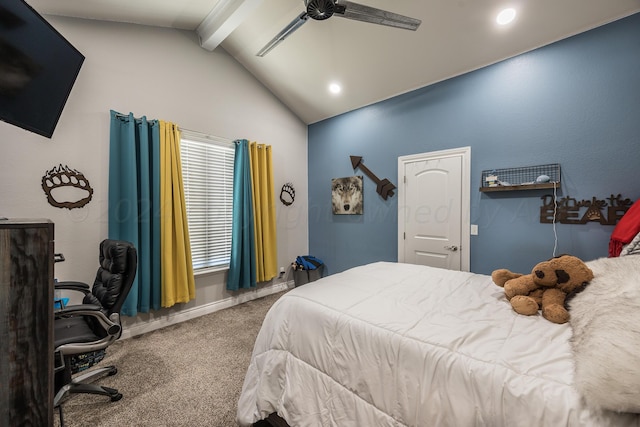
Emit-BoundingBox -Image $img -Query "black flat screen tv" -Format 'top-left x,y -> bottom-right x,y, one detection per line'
0,0 -> 84,138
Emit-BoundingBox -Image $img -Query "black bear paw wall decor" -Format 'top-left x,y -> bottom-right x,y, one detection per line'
280,182 -> 295,206
42,164 -> 94,209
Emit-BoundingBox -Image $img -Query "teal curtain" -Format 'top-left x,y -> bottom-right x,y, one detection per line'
227,139 -> 257,291
109,110 -> 161,316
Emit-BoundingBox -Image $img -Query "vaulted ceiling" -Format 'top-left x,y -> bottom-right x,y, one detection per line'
29,0 -> 640,124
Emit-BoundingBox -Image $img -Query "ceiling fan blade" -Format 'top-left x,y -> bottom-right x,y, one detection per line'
256,12 -> 310,57
335,1 -> 421,31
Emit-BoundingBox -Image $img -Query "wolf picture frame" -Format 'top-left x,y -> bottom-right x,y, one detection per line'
332,175 -> 363,215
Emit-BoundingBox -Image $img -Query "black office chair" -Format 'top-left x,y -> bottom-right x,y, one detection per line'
53,239 -> 137,409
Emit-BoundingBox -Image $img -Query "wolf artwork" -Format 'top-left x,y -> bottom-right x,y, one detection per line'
332,176 -> 363,215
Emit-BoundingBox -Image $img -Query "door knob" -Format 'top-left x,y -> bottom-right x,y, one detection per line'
444,245 -> 458,252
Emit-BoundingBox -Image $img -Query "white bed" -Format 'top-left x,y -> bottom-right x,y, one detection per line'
237,261 -> 640,427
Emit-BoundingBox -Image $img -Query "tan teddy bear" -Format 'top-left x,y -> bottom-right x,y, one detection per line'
492,255 -> 594,324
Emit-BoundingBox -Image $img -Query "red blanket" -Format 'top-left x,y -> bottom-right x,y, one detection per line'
609,199 -> 640,257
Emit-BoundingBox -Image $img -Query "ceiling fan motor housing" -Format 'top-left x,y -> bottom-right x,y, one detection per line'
305,0 -> 336,20
256,0 -> 419,57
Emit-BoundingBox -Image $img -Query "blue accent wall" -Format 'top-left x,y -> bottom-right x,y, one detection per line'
308,12 -> 640,275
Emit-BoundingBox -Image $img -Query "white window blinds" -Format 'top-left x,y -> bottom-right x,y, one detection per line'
180,132 -> 235,271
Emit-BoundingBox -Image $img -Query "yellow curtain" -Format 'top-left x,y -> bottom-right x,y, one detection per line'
250,142 -> 278,282
159,121 -> 196,307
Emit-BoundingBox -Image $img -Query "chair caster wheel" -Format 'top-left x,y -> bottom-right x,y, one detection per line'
111,393 -> 123,402
108,367 -> 118,376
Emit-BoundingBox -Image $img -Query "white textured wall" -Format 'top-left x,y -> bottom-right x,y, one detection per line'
0,16 -> 308,333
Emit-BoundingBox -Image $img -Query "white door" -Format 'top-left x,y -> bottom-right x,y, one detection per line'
398,147 -> 470,271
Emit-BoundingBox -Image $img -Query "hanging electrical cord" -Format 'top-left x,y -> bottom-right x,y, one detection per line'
552,181 -> 558,257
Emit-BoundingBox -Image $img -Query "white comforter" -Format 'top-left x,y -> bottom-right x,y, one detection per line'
237,262 -> 639,427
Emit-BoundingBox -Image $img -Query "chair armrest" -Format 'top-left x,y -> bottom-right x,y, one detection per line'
54,303 -> 102,317
55,281 -> 90,292
54,304 -> 122,357
55,281 -> 91,299
55,304 -> 121,338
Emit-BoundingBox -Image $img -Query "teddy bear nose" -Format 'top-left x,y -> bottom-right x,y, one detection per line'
535,270 -> 544,279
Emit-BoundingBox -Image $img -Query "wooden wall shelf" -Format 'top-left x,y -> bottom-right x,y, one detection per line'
479,182 -> 559,192
480,164 -> 560,193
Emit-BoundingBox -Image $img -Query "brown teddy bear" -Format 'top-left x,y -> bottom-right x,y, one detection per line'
492,255 -> 594,324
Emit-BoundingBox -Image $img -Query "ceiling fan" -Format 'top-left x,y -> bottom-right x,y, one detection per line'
256,0 -> 421,57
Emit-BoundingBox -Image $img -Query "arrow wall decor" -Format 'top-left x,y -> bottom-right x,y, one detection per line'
350,156 -> 396,200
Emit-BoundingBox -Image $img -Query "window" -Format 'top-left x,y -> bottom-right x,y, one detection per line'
180,131 -> 235,271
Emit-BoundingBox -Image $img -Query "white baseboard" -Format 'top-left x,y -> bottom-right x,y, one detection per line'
120,281 -> 291,340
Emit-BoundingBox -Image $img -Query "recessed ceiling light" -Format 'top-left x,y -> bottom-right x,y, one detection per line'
496,8 -> 516,25
329,83 -> 342,95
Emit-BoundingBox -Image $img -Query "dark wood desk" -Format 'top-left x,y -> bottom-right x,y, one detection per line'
0,219 -> 54,426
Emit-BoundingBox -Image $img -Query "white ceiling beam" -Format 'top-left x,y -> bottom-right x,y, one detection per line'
197,0 -> 263,51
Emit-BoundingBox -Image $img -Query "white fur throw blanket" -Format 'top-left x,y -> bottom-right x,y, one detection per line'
569,255 -> 640,413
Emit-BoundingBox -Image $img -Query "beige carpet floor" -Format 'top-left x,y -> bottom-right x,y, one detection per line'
54,290 -> 286,427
